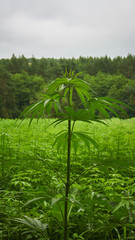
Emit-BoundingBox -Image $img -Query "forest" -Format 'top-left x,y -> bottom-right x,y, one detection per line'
0,54 -> 135,119
0,55 -> 135,240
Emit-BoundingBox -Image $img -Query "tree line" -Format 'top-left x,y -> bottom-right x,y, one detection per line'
0,54 -> 135,118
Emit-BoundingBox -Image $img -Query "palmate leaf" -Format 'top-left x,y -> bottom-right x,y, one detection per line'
75,87 -> 86,107
54,107 -> 106,125
88,97 -> 129,119
98,97 -> 129,106
48,74 -> 92,106
19,93 -> 62,125
60,107 -> 106,125
47,78 -> 69,94
72,131 -> 98,152
49,118 -> 67,128
99,100 -> 127,116
69,86 -> 73,106
79,87 -> 92,99
59,107 -> 92,123
53,130 -> 68,152
63,69 -> 83,79
98,97 -> 130,112
14,216 -> 48,238
53,130 -> 98,153
19,101 -> 43,119
74,109 -> 91,122
61,107 -> 74,120
73,131 -> 98,149
70,78 -> 91,91
71,133 -> 79,154
71,78 -> 92,105
18,100 -> 45,126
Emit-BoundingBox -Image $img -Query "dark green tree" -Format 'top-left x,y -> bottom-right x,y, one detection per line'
10,72 -> 44,117
0,63 -> 16,118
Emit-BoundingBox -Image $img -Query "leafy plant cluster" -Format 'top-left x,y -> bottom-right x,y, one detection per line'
1,65 -> 134,240
0,71 -> 134,239
0,119 -> 135,239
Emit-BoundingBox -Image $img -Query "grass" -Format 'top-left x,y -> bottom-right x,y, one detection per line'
0,117 -> 135,239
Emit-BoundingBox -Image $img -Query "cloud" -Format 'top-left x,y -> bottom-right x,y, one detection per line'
0,0 -> 135,58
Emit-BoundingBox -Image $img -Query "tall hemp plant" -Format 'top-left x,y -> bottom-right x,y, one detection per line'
18,71 -> 128,240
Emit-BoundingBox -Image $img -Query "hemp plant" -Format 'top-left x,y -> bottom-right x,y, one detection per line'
18,71 -> 128,240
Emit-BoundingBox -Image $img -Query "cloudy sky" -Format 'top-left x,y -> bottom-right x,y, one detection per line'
0,0 -> 135,59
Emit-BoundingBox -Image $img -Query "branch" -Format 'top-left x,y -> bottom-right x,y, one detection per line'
36,155 -> 66,186
69,166 -> 96,187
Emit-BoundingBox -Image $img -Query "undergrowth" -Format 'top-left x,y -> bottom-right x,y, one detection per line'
0,118 -> 135,239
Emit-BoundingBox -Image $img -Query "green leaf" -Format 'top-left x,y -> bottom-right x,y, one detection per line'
97,106 -> 111,119
73,131 -> 98,149
20,101 -> 43,119
53,131 -> 68,152
87,97 -> 128,119
75,87 -> 86,107
23,197 -> 50,207
64,106 -> 75,120
63,87 -> 69,98
46,101 -> 53,115
28,105 -> 43,126
69,86 -> 73,106
48,77 -> 69,94
74,109 -> 92,123
49,118 -> 66,127
15,216 -> 48,235
70,78 -> 90,91
98,97 -> 130,115
113,200 -> 126,212
71,133 -> 79,153
103,105 -> 120,118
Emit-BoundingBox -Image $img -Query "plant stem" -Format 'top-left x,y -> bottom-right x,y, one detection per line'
64,119 -> 71,240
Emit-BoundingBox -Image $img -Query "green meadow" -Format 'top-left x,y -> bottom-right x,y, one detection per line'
0,118 -> 135,239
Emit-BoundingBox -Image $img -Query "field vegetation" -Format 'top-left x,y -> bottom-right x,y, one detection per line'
0,58 -> 135,239
0,117 -> 135,239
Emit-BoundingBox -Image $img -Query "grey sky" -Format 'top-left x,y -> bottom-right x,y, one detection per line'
0,0 -> 135,59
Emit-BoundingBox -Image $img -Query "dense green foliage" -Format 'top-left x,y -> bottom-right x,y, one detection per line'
0,54 -> 135,118
0,118 -> 135,239
20,71 -> 129,240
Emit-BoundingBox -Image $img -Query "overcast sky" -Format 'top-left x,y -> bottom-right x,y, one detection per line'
0,0 -> 135,59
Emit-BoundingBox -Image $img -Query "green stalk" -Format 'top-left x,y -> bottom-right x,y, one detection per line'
64,83 -> 72,240
64,119 -> 71,240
